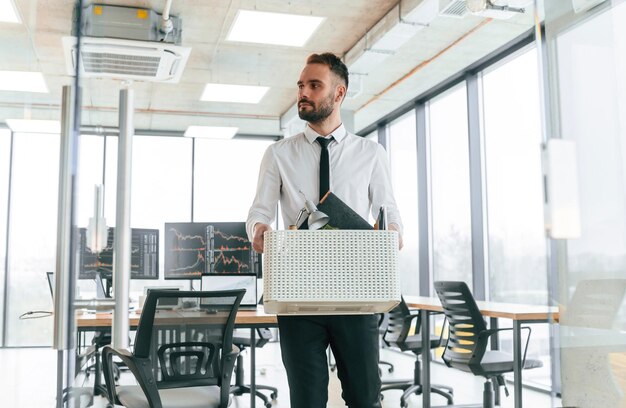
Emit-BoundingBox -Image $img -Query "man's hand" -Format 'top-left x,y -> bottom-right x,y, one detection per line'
389,223 -> 403,250
252,223 -> 272,253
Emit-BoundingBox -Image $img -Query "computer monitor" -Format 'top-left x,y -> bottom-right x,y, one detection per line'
144,286 -> 181,310
200,275 -> 257,309
164,222 -> 261,280
78,227 -> 159,280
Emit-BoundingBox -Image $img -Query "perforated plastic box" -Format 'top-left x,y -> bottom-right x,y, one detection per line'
263,230 -> 400,315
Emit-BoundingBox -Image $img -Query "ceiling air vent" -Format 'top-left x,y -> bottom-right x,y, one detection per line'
441,0 -> 469,18
62,36 -> 191,83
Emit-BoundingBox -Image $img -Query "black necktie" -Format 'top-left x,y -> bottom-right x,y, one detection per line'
316,137 -> 332,199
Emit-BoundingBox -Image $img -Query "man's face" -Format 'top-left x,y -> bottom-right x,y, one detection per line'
297,63 -> 342,124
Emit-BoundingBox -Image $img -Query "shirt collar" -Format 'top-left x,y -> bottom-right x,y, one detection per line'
304,123 -> 347,144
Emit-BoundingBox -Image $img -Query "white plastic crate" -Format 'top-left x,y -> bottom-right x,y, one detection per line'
263,230 -> 400,315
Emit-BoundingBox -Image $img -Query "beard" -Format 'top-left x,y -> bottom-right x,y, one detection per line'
297,92 -> 335,124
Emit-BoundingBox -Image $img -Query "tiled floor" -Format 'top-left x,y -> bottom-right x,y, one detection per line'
0,344 -> 559,407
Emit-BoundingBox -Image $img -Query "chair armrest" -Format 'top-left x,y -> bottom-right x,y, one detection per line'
477,326 -> 534,367
402,313 -> 420,324
102,346 -> 162,408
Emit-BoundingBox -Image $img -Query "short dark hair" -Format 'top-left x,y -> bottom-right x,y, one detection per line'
306,53 -> 349,90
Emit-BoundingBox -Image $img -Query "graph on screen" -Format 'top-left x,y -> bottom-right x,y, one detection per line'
78,227 -> 159,280
164,222 -> 259,279
164,223 -> 208,280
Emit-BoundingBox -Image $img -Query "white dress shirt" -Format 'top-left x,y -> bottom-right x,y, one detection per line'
246,123 -> 403,240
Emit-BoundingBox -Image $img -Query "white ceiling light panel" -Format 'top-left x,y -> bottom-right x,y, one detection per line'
201,83 -> 269,104
6,119 -> 61,134
0,71 -> 48,93
227,10 -> 324,47
184,126 -> 239,139
0,0 -> 21,24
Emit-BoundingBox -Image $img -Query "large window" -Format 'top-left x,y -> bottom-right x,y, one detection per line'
388,111 -> 419,295
5,133 -> 60,346
74,135 -> 105,298
108,135 -> 193,292
429,85 -> 472,285
194,138 -> 272,222
482,48 -> 547,305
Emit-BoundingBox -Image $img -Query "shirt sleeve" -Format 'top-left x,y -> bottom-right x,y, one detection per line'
369,144 -> 403,234
246,145 -> 281,240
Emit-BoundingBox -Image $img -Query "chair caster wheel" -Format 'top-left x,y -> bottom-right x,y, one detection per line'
270,392 -> 277,399
388,367 -> 394,373
265,403 -> 272,408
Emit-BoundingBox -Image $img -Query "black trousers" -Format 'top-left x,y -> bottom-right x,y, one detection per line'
277,314 -> 382,408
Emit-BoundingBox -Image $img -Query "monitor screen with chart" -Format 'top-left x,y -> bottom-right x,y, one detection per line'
164,222 -> 261,280
78,227 -> 159,280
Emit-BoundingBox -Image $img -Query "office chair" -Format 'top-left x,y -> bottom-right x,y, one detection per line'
434,281 -> 542,408
102,289 -> 245,408
230,327 -> 278,408
380,297 -> 454,407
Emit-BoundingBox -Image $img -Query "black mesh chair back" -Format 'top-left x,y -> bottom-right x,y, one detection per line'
103,289 -> 245,408
434,281 -> 487,373
383,297 -> 414,351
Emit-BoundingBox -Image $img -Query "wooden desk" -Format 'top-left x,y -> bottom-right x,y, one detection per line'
404,296 -> 559,408
76,307 -> 277,328
76,307 -> 278,408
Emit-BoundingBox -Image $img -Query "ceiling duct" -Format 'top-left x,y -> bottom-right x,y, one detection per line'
345,0 -> 439,78
465,0 -> 531,19
63,3 -> 190,83
440,0 -> 470,18
572,0 -> 607,13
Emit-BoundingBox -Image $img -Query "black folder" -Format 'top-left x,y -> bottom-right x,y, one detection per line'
299,192 -> 373,230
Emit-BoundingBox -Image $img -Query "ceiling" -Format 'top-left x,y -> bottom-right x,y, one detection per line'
0,0 -> 539,138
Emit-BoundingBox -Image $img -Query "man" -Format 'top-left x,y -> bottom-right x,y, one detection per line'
246,52 -> 403,408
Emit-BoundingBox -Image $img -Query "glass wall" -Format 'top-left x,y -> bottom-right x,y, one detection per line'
429,84 -> 472,285
0,129 -> 11,344
482,48 -> 547,305
388,111 -> 419,295
545,2 -> 626,406
5,132 -> 60,346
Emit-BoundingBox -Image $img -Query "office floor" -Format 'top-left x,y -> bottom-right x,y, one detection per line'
0,343 -> 559,408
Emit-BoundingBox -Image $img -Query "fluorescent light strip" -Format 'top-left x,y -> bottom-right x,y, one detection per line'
6,119 -> 61,134
0,71 -> 48,93
184,126 -> 239,139
227,10 -> 324,47
0,0 -> 21,24
201,83 -> 269,104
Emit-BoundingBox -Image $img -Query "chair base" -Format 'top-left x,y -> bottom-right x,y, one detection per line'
436,379 -> 501,408
381,383 -> 454,407
230,353 -> 277,408
230,385 -> 277,408
380,358 -> 453,407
